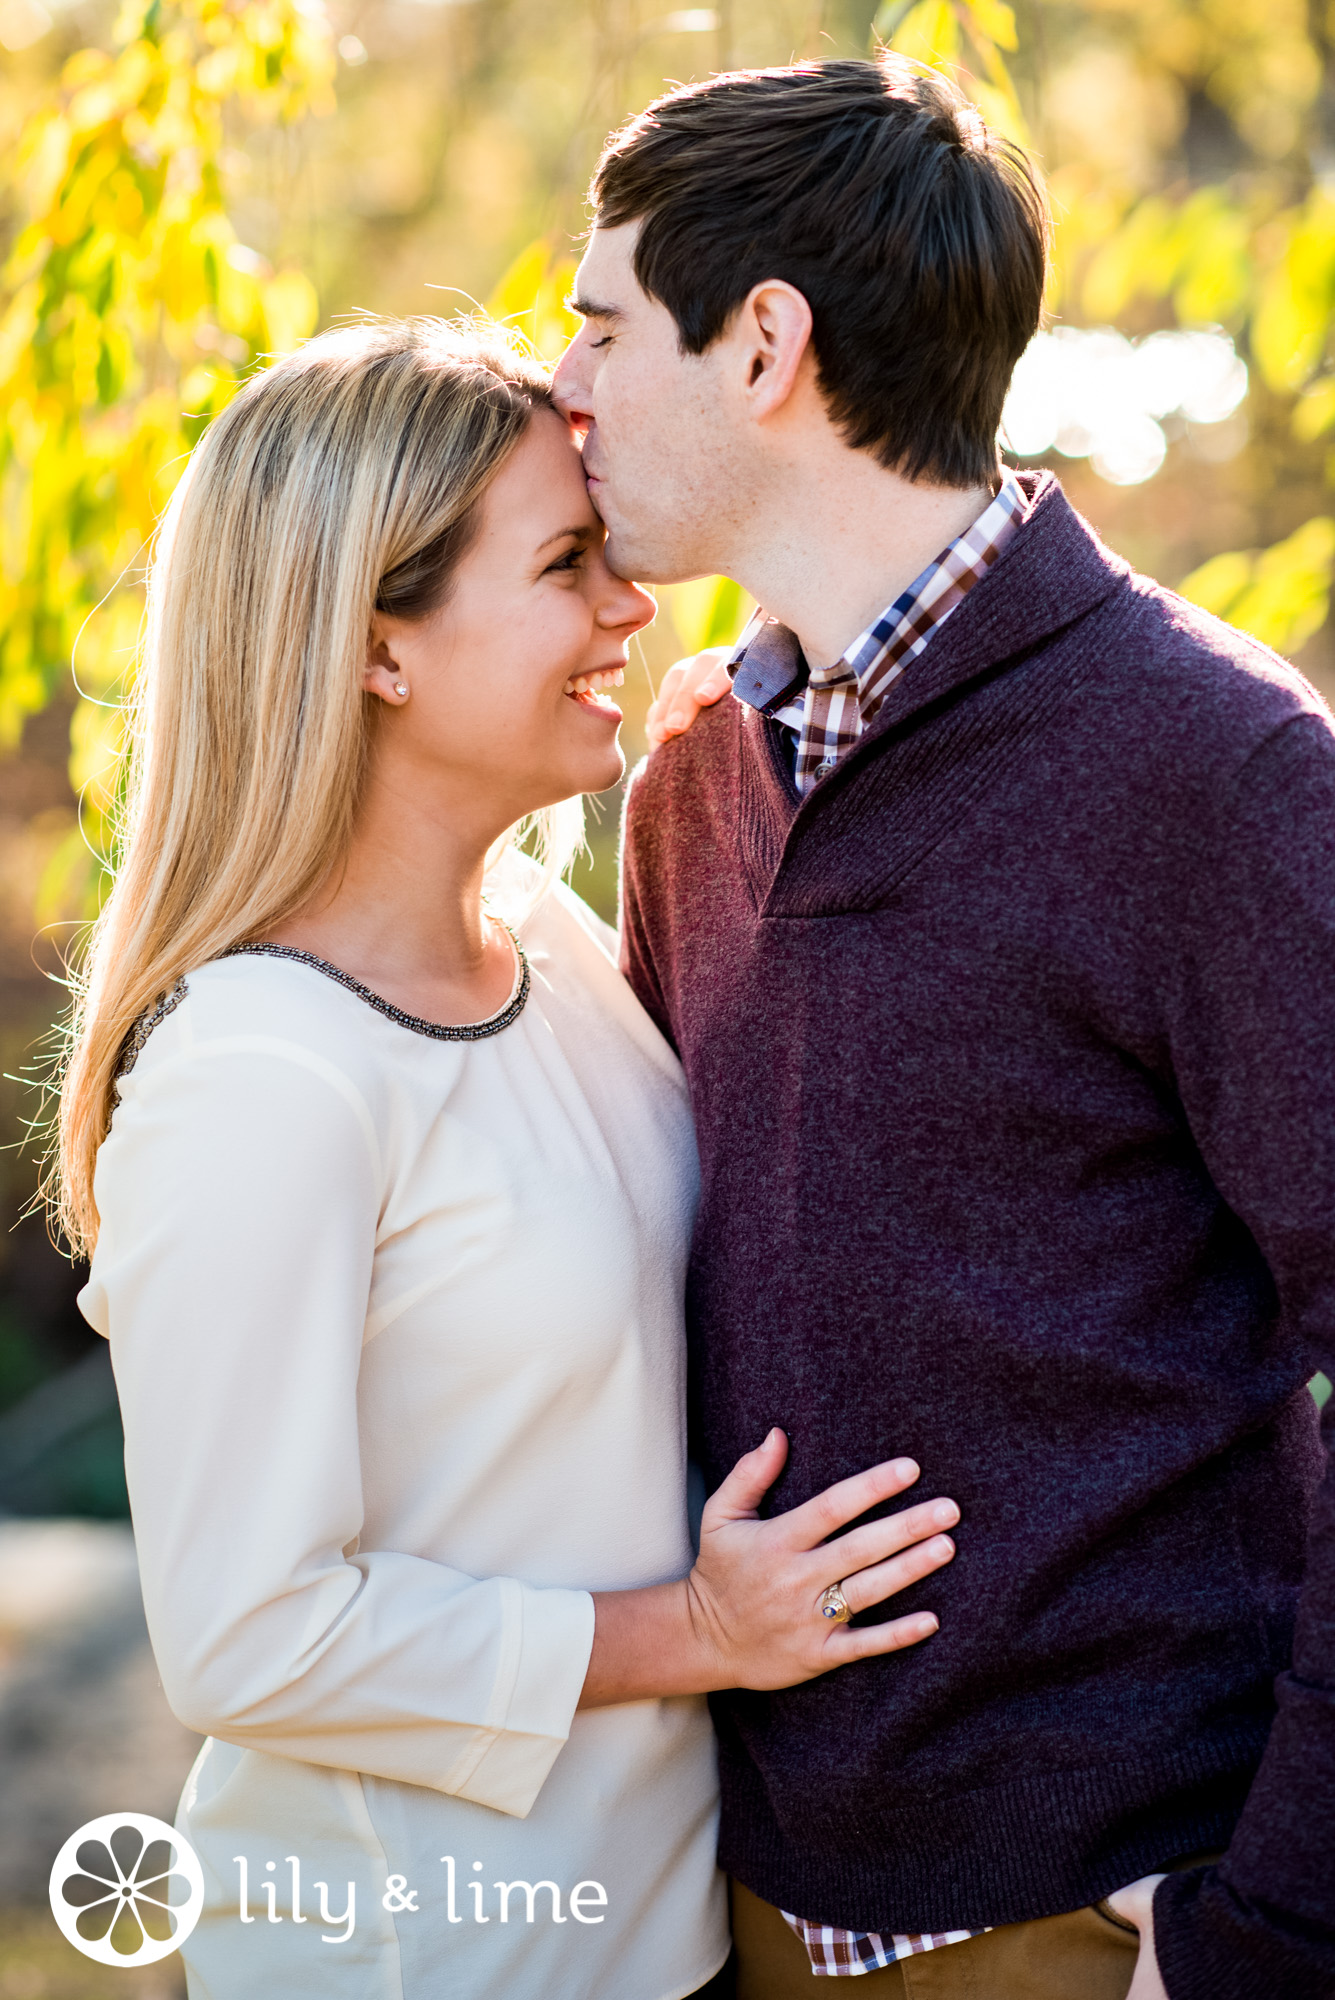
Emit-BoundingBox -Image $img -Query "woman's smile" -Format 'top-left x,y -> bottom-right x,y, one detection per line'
563,663 -> 625,719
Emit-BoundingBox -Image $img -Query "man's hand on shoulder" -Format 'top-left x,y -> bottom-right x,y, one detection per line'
646,647 -> 733,751
1106,1874 -> 1169,2000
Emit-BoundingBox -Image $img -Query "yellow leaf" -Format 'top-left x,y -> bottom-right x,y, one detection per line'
67,83 -> 122,134
61,47 -> 112,86
486,237 -> 580,363
180,362 -> 220,408
0,0 -> 335,771
72,585 -> 142,700
1252,196 -> 1335,394
660,576 -> 753,655
1179,519 -> 1335,657
1177,550 -> 1252,620
969,70 -> 1028,146
68,686 -> 126,815
889,0 -> 960,70
1252,270 -> 1322,394
1293,378 -> 1335,441
0,665 -> 47,750
1082,196 -> 1176,324
262,268 -> 318,354
487,239 -> 556,323
1263,515 -> 1335,571
196,45 -> 240,95
962,0 -> 1017,53
1172,194 -> 1252,328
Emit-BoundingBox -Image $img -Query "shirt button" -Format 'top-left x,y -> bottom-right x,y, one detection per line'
815,760 -> 837,778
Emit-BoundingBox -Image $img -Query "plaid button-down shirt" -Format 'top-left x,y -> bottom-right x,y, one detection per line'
728,473 -> 1027,796
779,1912 -> 988,1977
727,474 -> 1025,1973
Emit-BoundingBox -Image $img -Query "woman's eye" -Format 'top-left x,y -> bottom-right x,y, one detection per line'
546,547 -> 584,574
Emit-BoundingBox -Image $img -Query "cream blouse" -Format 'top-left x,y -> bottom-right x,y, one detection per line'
79,859 -> 728,2000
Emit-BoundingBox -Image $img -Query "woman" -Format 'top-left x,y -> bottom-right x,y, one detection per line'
55,318 -> 960,2000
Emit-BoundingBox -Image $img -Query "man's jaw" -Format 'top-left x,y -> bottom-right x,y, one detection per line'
577,452 -> 695,584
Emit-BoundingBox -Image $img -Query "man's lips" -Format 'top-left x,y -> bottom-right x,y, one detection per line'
584,471 -> 607,523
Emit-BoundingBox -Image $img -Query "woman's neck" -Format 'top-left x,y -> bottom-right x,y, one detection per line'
264,764 -> 521,1027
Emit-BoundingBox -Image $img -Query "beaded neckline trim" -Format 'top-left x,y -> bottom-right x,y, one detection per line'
113,976 -> 189,1086
218,924 -> 531,1043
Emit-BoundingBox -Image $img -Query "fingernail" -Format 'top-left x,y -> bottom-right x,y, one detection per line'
934,1501 -> 959,1526
930,1537 -> 954,1558
666,711 -> 686,731
892,1459 -> 919,1482
917,1615 -> 939,1636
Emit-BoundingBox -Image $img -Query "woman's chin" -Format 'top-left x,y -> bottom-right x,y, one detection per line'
573,745 -> 627,797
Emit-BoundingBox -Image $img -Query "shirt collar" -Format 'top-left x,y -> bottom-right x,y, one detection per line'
728,471 -> 1029,718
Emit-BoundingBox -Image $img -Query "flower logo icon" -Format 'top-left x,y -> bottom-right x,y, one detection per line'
49,1812 -> 204,1966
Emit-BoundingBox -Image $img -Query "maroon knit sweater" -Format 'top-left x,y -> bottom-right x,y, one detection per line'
620,474 -> 1335,2000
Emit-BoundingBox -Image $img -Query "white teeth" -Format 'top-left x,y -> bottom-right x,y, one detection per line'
563,668 -> 626,696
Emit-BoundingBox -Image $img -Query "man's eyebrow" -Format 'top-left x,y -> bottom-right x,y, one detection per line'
566,294 -> 625,323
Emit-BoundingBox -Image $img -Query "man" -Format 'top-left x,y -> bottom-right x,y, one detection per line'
551,56 -> 1335,2000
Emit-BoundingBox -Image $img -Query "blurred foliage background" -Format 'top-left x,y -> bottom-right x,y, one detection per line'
3,0 -> 1335,1503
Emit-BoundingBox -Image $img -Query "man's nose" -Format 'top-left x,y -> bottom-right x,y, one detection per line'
550,358 -> 571,414
550,345 -> 589,424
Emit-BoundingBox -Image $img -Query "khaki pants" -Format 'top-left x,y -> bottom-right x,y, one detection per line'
732,1876 -> 1144,2000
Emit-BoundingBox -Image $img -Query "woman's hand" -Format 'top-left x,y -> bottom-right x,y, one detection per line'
1105,1876 -> 1169,2000
686,1428 -> 956,1688
646,647 -> 734,750
580,1430 -> 957,1706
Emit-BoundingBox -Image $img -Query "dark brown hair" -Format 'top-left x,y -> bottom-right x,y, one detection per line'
593,57 -> 1049,489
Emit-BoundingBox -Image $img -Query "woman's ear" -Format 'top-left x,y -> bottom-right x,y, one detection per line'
363,617 -> 411,706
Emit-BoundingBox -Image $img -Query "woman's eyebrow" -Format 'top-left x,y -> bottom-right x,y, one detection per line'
537,524 -> 595,551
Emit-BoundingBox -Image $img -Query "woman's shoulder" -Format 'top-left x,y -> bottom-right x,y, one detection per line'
114,948 -> 398,1116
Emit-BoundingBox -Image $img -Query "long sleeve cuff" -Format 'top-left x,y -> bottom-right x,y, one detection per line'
1154,1861 -> 1335,2000
446,1579 -> 596,1818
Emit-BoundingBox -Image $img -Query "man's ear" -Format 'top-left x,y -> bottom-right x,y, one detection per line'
735,279 -> 814,422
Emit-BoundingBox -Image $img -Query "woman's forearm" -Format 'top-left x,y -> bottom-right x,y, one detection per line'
578,1579 -> 721,1707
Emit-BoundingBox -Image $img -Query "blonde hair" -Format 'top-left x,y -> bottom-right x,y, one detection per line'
52,315 -> 578,1257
